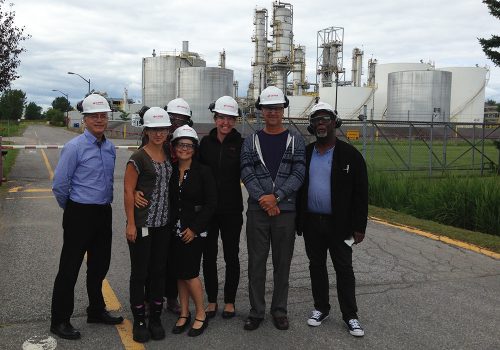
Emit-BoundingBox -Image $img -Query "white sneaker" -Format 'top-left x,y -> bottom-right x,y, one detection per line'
346,319 -> 364,337
307,310 -> 329,326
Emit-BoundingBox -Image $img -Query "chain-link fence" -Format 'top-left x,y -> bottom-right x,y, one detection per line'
240,118 -> 500,177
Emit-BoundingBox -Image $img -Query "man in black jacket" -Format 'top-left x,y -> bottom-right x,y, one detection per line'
296,102 -> 368,337
199,96 -> 244,319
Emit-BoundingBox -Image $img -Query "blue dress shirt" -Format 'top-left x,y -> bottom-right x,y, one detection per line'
307,146 -> 334,214
52,129 -> 116,208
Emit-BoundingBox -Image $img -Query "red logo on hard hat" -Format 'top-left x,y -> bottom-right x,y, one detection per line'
224,104 -> 235,109
267,94 -> 279,98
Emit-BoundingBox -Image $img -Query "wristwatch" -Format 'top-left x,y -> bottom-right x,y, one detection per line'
274,193 -> 281,203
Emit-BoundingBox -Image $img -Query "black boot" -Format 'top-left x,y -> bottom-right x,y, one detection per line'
132,305 -> 150,343
149,301 -> 166,340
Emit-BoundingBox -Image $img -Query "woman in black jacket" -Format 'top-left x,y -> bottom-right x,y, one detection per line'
200,96 -> 244,319
169,125 -> 217,337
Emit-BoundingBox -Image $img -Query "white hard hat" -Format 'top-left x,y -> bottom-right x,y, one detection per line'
166,98 -> 191,117
81,94 -> 111,114
259,86 -> 286,105
143,107 -> 172,128
171,125 -> 199,143
309,102 -> 335,118
212,96 -> 239,117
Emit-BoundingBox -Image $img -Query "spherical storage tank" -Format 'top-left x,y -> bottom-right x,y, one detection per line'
179,67 -> 234,123
387,70 -> 451,122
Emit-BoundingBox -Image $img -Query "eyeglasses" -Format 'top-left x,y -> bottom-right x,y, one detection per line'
86,114 -> 108,121
310,115 -> 332,124
175,142 -> 195,150
148,127 -> 169,135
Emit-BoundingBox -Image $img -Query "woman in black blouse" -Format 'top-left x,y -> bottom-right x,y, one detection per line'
124,107 -> 173,343
169,125 -> 217,337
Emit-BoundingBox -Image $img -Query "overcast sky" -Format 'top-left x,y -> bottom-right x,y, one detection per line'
8,0 -> 500,109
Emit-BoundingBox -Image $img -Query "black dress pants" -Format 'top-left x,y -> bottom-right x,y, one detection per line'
303,213 -> 358,322
51,200 -> 112,325
128,226 -> 170,306
202,213 -> 243,304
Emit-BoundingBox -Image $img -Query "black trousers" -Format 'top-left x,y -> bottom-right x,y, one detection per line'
202,213 -> 243,304
303,213 -> 358,322
128,226 -> 170,306
51,200 -> 112,325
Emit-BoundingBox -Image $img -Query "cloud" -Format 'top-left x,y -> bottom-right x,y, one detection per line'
8,0 -> 500,109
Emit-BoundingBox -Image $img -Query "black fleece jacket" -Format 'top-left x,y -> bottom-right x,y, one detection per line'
199,128 -> 243,214
296,139 -> 368,240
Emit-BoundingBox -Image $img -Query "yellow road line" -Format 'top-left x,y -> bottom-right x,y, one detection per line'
369,216 -> 500,260
102,279 -> 121,311
116,319 -> 145,350
40,149 -> 54,180
24,188 -> 52,193
6,196 -> 54,200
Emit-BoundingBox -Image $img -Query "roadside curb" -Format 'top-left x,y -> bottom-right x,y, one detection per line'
369,216 -> 500,260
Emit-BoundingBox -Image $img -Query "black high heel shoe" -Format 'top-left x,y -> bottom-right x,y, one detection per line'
222,304 -> 236,319
172,313 -> 191,334
205,303 -> 218,319
187,317 -> 208,337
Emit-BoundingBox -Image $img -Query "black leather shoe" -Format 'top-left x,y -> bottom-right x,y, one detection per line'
50,321 -> 81,340
205,303 -> 218,319
187,317 -> 208,337
222,310 -> 236,319
172,313 -> 191,334
272,315 -> 289,330
87,310 -> 124,325
243,317 -> 263,331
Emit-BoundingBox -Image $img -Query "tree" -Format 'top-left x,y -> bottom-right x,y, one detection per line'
0,0 -> 31,92
51,96 -> 71,112
479,0 -> 500,66
45,108 -> 65,126
0,89 -> 26,120
24,101 -> 42,120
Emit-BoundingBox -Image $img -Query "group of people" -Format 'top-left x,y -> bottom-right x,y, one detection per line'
49,85 -> 368,344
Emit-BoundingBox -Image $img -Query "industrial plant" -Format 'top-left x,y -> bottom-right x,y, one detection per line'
138,1 -> 489,124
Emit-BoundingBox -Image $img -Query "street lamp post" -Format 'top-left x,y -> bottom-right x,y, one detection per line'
67,71 -> 91,95
52,89 -> 69,126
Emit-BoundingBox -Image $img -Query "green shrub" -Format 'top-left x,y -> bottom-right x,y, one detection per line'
368,169 -> 500,236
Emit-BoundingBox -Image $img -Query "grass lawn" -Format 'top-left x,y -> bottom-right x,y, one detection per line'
349,139 -> 498,175
369,205 -> 500,254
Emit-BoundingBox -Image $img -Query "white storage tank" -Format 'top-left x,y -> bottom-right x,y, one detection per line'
440,66 -> 488,123
178,67 -> 234,123
373,62 -> 433,119
142,44 -> 206,107
387,70 -> 452,122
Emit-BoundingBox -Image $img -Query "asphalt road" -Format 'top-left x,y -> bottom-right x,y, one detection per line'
0,125 -> 498,350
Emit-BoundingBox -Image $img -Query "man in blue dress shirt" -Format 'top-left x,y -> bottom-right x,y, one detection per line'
296,102 -> 368,337
50,94 -> 123,340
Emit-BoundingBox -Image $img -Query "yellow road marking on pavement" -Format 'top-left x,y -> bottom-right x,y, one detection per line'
6,196 -> 54,200
40,149 -> 54,180
369,216 -> 500,260
116,319 -> 145,350
24,188 -> 52,193
102,279 -> 121,311
8,186 -> 22,193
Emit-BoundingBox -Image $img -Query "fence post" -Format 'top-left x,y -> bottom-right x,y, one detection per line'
429,114 -> 434,177
472,125 -> 476,170
362,105 -> 367,159
443,122 -> 448,171
408,120 -> 412,171
0,136 -> 3,186
481,122 -> 485,176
